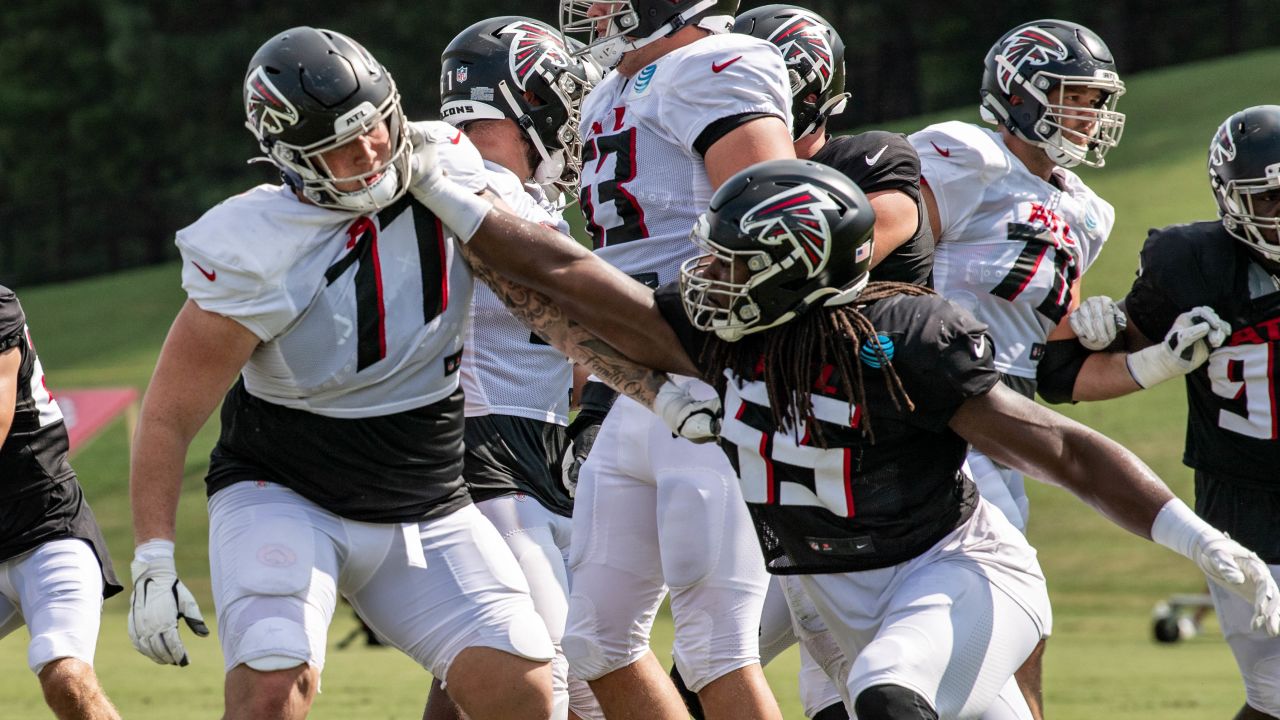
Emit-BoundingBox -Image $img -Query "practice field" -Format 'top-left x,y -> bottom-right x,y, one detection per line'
2,47 -> 1278,718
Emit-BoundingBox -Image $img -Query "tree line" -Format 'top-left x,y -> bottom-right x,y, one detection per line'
1,0 -> 1275,286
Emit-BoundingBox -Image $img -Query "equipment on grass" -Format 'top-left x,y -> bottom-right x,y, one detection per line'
1152,593 -> 1214,643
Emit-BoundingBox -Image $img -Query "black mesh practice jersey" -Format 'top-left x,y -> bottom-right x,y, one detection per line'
1125,221 -> 1280,555
657,284 -> 998,573
0,288 -> 120,596
207,379 -> 470,523
463,414 -> 572,517
810,132 -> 933,286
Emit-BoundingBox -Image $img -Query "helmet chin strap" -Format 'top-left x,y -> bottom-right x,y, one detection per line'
498,80 -> 563,186
592,0 -> 719,67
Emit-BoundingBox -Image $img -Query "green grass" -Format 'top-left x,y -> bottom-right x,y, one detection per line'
3,47 -> 1280,718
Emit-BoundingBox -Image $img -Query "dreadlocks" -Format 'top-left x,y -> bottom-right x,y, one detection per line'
700,281 -> 934,444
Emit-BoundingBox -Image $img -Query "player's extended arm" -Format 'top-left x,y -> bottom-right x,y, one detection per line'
131,300 -> 259,544
866,189 -> 921,268
0,346 -> 20,446
128,300 -> 256,666
459,243 -> 719,441
951,382 -> 1280,635
703,116 -> 795,189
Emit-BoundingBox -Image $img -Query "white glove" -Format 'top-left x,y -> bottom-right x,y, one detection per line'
406,123 -> 494,243
1069,295 -> 1127,350
653,380 -> 722,443
1151,499 -> 1280,637
128,540 -> 209,666
1197,535 -> 1280,637
1125,306 -> 1230,388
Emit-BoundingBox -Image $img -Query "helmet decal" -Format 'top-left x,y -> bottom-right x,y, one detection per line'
767,12 -> 835,91
245,66 -> 300,139
740,184 -> 838,275
996,27 -> 1069,93
499,21 -> 571,90
1210,122 -> 1238,167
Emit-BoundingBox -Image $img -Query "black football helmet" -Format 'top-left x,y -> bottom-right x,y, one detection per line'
440,17 -> 601,196
244,27 -> 411,213
1209,105 -> 1280,261
680,159 -> 875,341
561,0 -> 740,68
979,19 -> 1125,169
733,5 -> 847,140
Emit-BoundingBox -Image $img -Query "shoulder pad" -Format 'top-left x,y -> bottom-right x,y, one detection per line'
0,286 -> 23,344
410,119 -> 489,194
910,121 -> 1011,182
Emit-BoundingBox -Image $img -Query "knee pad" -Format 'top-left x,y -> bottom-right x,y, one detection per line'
233,614 -> 312,671
854,684 -> 938,720
1246,654 -> 1280,716
561,595 -> 643,682
657,472 -> 725,588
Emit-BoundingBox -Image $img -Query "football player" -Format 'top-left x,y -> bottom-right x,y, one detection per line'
127,26 -> 720,720
670,7 -> 934,719
908,19 -> 1127,717
555,1 -> 795,718
422,16 -> 604,720
0,286 -> 122,720
665,157 -> 1280,720
1064,105 -> 1280,720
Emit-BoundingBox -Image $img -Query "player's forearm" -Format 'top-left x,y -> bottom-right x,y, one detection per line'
129,416 -> 190,545
1071,351 -> 1143,401
467,210 -> 698,375
466,248 -> 671,409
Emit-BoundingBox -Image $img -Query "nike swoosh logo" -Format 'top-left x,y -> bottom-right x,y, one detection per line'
711,56 -> 743,73
450,131 -> 463,145
865,145 -> 888,165
191,261 -> 216,282
973,336 -> 987,357
930,141 -> 951,158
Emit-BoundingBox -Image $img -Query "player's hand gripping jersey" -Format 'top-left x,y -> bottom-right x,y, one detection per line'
579,33 -> 791,282
658,285 -> 1000,574
912,121 -> 1115,380
1125,221 -> 1280,486
175,122 -> 489,522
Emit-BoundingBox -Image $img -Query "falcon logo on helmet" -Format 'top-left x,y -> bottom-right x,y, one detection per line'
767,12 -> 835,92
1210,124 -> 1238,167
996,28 -> 1068,94
741,184 -> 839,275
244,66 -> 300,139
500,21 -> 571,89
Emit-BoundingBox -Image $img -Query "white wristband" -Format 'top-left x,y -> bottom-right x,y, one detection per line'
134,538 -> 176,562
1150,498 -> 1218,560
410,179 -> 493,243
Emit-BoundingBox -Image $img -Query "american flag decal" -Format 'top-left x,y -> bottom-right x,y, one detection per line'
740,184 -> 840,276
498,21 -> 571,90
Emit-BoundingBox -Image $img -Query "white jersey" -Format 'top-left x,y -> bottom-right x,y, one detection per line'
177,121 -> 489,418
579,33 -> 791,283
911,121 -> 1115,379
461,160 -> 573,424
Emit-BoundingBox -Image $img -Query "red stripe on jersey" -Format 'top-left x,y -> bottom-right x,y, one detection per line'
760,431 -> 775,505
618,128 -> 648,239
370,233 -> 387,359
1009,245 -> 1051,301
843,448 -> 855,516
435,219 -> 449,312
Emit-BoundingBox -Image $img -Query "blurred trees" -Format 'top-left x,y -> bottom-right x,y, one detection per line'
1,0 -> 1276,285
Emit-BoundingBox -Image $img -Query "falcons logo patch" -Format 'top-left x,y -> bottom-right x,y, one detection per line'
996,27 -> 1069,93
245,66 -> 300,138
740,184 -> 839,276
1209,121 -> 1238,167
767,12 -> 836,91
499,21 -> 570,90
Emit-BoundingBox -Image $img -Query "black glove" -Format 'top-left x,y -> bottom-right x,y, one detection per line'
560,382 -> 617,497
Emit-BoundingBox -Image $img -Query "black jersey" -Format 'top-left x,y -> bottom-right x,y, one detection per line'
657,284 -> 997,573
207,379 -> 470,523
0,288 -> 120,597
463,414 -> 572,517
1125,221 -> 1280,486
810,132 -> 934,286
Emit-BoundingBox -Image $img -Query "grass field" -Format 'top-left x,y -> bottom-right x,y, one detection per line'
2,47 -> 1279,719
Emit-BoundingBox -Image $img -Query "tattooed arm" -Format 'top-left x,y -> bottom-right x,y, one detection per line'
458,241 -> 688,410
